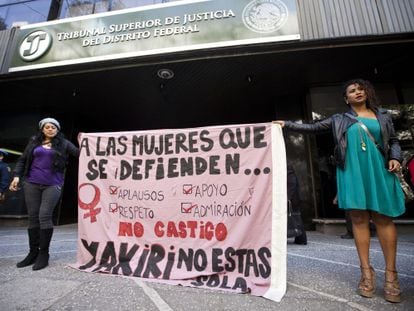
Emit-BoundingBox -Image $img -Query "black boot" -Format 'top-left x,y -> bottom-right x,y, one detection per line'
33,228 -> 53,271
294,231 -> 308,245
16,228 -> 40,268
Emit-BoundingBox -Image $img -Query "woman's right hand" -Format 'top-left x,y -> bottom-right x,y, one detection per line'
272,120 -> 285,128
9,177 -> 20,191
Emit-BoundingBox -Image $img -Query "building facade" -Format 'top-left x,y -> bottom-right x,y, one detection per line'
0,0 -> 413,224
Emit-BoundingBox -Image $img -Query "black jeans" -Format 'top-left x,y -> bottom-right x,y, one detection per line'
23,182 -> 62,229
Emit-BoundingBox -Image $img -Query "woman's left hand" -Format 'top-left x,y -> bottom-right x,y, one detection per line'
388,159 -> 401,172
272,120 -> 285,128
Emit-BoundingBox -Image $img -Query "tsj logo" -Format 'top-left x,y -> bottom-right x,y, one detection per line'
242,0 -> 289,33
19,30 -> 52,61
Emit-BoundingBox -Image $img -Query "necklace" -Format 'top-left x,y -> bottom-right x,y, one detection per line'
358,126 -> 367,151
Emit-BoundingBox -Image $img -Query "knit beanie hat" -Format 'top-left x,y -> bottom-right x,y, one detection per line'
39,117 -> 60,130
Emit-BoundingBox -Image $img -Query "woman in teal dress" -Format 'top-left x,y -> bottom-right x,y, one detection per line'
337,117 -> 405,217
275,79 -> 405,303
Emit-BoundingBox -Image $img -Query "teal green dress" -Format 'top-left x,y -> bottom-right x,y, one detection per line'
336,117 -> 405,217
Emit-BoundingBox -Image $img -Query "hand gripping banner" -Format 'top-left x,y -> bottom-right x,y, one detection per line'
73,122 -> 287,301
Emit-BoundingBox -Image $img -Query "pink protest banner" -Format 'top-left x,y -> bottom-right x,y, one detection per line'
73,122 -> 287,301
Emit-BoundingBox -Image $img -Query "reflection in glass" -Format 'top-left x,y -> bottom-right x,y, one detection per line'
59,0 -> 180,18
59,0 -> 93,18
0,0 -> 51,29
0,0 -> 184,28
0,16 -> 6,30
94,0 -> 110,13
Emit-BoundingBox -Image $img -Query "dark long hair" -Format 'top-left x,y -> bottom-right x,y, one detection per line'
342,78 -> 379,111
33,130 -> 66,154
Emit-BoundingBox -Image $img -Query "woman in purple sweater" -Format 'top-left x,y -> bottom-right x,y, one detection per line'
9,117 -> 79,270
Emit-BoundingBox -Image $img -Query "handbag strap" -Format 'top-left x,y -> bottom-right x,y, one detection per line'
345,113 -> 384,154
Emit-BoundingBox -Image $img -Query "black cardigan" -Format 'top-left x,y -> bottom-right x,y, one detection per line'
13,135 -> 79,179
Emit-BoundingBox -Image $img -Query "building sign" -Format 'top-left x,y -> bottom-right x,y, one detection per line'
9,0 -> 300,71
72,122 -> 287,302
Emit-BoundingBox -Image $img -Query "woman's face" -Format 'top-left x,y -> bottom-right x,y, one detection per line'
345,83 -> 367,106
42,123 -> 58,139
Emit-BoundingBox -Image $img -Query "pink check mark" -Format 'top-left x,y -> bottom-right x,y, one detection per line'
182,184 -> 194,195
109,203 -> 118,213
181,202 -> 197,213
109,186 -> 119,195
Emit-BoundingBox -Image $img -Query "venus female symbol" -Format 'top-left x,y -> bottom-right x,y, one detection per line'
78,183 -> 102,223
